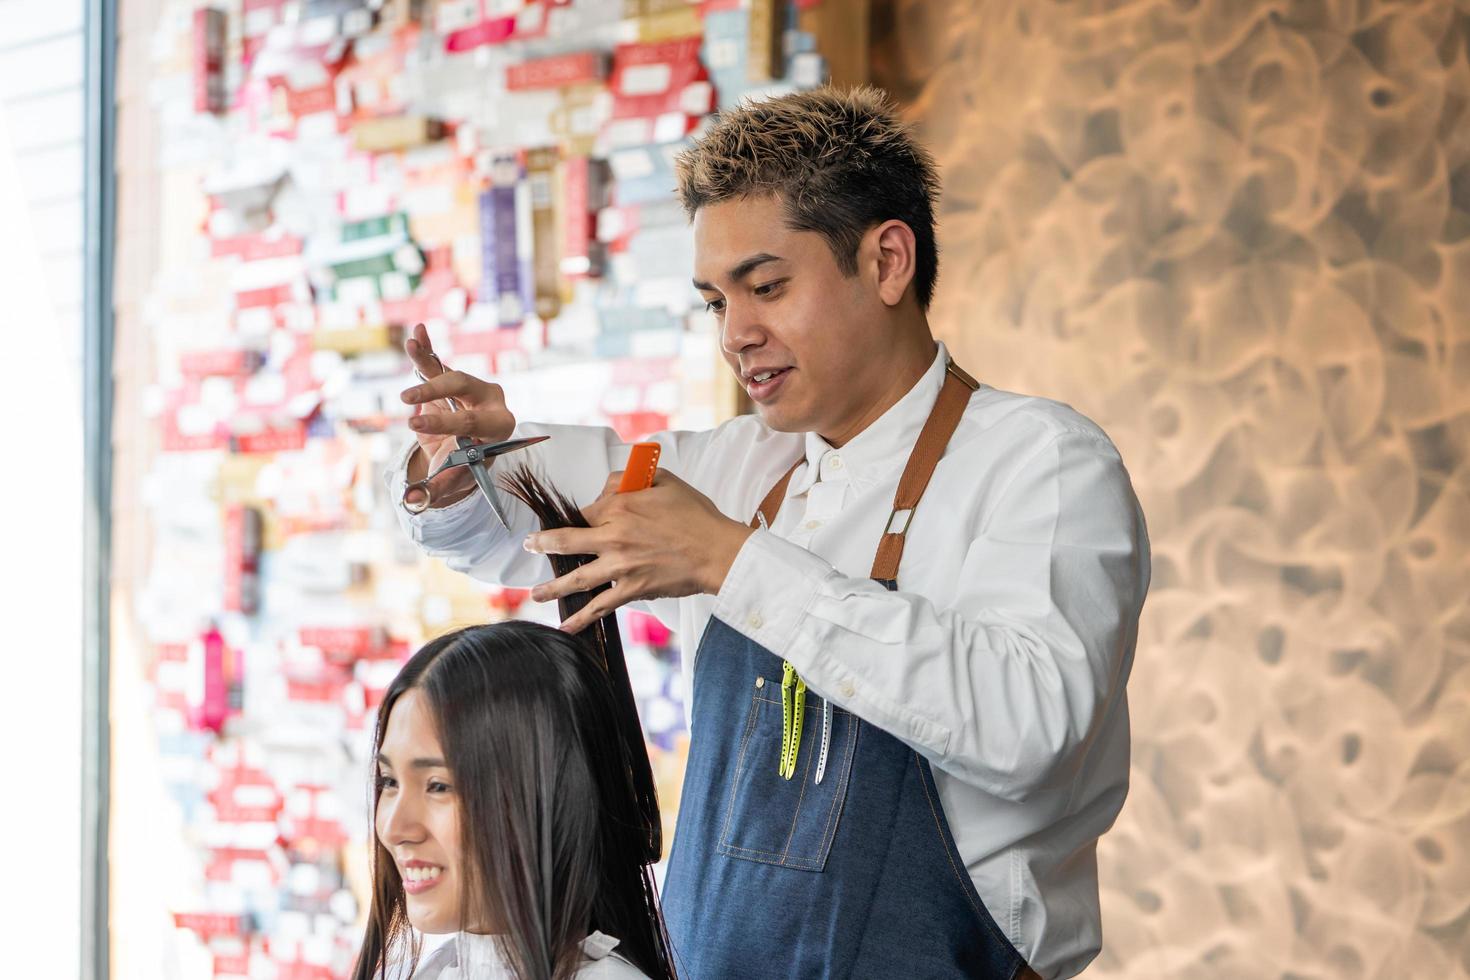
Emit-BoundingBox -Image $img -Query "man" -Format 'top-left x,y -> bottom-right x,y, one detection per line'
393,86 -> 1149,979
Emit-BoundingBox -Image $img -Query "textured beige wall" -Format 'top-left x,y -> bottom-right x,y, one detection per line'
873,1 -> 1470,976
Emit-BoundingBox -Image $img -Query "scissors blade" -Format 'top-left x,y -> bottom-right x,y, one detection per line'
457,435 -> 550,527
478,435 -> 551,458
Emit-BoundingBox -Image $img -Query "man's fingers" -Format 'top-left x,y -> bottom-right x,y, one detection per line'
530,555 -> 615,604
559,585 -> 632,635
524,525 -> 605,559
405,324 -> 442,376
408,407 -> 498,438
402,369 -> 490,406
595,471 -> 622,500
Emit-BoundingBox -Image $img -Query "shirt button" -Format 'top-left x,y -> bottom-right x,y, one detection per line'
804,519 -> 822,530
746,612 -> 764,630
839,679 -> 855,698
829,455 -> 843,470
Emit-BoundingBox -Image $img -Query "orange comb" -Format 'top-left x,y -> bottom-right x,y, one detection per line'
617,442 -> 661,493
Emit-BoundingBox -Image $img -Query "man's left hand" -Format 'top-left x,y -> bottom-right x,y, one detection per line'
524,471 -> 755,634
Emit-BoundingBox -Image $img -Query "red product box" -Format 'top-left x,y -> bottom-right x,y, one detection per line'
211,231 -> 303,261
223,505 -> 263,615
285,83 -> 338,117
608,411 -> 669,443
299,626 -> 386,659
156,642 -> 190,663
180,349 -> 262,378
609,37 -> 707,119
205,846 -> 281,883
448,325 -> 527,357
444,15 -> 517,52
286,674 -> 349,703
208,768 -> 283,824
234,422 -> 308,454
488,587 -> 531,613
626,610 -> 673,647
193,7 -> 228,113
161,414 -> 230,453
173,912 -> 245,939
214,949 -> 251,976
560,155 -> 608,278
235,282 -> 298,310
507,50 -> 606,91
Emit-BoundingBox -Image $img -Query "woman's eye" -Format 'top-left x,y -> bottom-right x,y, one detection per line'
377,774 -> 398,790
704,298 -> 725,314
428,781 -> 452,794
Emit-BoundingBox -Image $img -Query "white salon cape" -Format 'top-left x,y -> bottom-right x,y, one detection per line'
412,931 -> 646,979
391,343 -> 1151,979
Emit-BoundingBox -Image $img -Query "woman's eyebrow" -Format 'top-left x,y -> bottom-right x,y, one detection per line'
374,753 -> 447,769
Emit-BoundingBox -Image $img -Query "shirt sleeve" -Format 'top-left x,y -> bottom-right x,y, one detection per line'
387,423 -> 716,626
711,429 -> 1151,802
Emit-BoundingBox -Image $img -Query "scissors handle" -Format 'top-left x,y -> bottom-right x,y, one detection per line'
402,479 -> 434,514
401,451 -> 482,513
404,352 -> 550,514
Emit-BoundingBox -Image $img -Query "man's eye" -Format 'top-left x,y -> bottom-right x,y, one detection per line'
704,298 -> 725,314
754,280 -> 784,296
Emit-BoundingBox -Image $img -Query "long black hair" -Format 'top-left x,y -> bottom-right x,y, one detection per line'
352,620 -> 676,980
499,465 -> 663,864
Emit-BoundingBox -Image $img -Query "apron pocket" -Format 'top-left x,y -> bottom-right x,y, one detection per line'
716,689 -> 858,872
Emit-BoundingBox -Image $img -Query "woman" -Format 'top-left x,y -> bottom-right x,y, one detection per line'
352,621 -> 677,980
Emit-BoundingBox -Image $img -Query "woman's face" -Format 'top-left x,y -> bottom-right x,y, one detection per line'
375,688 -> 467,934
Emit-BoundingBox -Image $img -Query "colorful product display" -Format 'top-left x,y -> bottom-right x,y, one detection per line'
128,0 -> 836,975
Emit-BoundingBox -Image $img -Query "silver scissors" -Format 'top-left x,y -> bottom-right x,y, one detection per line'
401,353 -> 549,515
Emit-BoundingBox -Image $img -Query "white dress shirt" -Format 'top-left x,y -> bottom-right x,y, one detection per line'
392,343 -> 1150,979
412,931 -> 646,979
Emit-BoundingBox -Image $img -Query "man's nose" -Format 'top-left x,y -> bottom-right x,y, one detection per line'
720,299 -> 765,356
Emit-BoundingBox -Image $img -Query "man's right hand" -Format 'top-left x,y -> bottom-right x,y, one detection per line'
400,323 -> 517,510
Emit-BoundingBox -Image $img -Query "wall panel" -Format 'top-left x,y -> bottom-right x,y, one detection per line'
873,1 -> 1470,976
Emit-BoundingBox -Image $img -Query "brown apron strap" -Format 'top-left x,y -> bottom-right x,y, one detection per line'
746,359 -> 979,583
749,458 -> 804,530
870,362 -> 978,580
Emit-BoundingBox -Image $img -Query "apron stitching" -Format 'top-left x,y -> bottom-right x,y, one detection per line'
717,696 -> 825,865
716,693 -> 766,852
914,751 -> 987,924
779,721 -> 820,864
717,698 -> 857,869
812,708 -> 859,858
915,751 -> 1027,966
844,730 -> 913,980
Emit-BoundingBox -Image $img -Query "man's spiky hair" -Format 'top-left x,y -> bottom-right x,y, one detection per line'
674,85 -> 941,309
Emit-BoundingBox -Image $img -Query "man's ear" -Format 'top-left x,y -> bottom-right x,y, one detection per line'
868,219 -> 918,307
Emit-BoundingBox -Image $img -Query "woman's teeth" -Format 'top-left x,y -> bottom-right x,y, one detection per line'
404,865 -> 443,883
753,370 -> 779,383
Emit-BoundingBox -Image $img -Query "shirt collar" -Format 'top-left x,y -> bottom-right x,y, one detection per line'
432,930 -> 622,973
787,342 -> 951,498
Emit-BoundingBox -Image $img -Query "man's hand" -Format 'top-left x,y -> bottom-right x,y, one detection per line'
524,471 -> 755,634
399,323 -> 517,509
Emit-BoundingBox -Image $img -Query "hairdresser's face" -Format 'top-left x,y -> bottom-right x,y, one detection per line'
693,194 -> 893,445
376,689 -> 466,934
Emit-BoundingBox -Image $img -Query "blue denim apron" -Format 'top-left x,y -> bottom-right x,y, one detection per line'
663,364 -> 1039,979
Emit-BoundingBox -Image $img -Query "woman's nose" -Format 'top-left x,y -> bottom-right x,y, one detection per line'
379,793 -> 425,845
